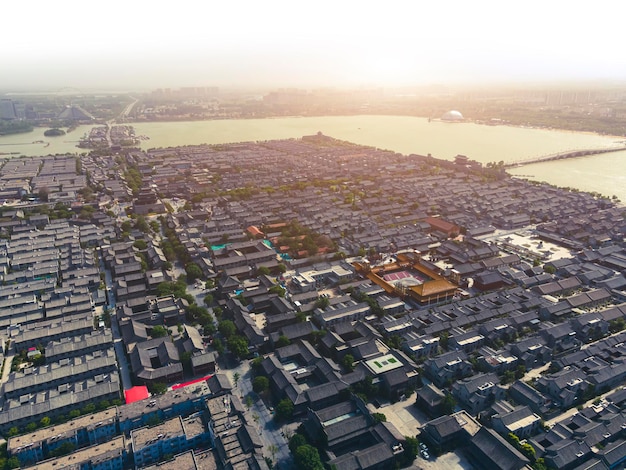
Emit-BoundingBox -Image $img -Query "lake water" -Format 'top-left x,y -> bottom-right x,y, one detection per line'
0,126 -> 91,156
1,115 -> 625,201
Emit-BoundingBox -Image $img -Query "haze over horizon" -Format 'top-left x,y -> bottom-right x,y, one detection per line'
3,0 -> 626,92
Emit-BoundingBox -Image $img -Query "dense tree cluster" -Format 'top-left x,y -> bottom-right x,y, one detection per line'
271,220 -> 336,258
0,120 -> 33,136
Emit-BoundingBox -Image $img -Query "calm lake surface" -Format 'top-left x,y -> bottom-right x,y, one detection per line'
2,115 -> 625,201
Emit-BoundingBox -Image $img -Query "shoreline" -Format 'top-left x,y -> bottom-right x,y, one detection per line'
129,112 -> 626,141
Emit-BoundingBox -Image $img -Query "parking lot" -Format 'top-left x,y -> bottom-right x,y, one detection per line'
368,397 -> 475,470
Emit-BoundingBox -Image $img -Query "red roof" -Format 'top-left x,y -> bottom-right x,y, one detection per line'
172,375 -> 212,390
247,226 -> 263,236
124,386 -> 149,404
425,216 -> 459,234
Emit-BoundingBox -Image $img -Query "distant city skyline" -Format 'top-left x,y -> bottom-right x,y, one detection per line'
3,0 -> 626,91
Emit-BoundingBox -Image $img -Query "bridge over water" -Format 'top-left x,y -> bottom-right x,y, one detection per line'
504,146 -> 626,168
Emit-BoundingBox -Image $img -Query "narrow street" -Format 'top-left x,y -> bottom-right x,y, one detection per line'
99,249 -> 133,391
546,388 -> 620,427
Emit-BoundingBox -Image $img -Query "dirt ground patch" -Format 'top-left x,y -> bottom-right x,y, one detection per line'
411,450 -> 475,470
367,394 -> 430,437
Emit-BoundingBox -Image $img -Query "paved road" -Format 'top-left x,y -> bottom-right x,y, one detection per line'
223,361 -> 294,469
116,97 -> 138,122
0,338 -> 15,410
99,252 -> 133,391
533,329 -> 626,428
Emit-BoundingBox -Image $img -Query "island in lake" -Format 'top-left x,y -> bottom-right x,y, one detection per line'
43,128 -> 66,137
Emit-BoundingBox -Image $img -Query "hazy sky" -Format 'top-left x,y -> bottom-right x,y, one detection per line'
3,0 -> 626,91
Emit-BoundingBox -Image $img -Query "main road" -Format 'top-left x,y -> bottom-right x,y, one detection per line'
117,97 -> 138,122
104,97 -> 139,147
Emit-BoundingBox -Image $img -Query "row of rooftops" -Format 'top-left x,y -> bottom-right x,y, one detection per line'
89,136 -> 622,277
7,379 -> 217,465
0,216 -> 116,435
84,138 -> 626,468
205,392 -> 268,470
1,136 -> 625,468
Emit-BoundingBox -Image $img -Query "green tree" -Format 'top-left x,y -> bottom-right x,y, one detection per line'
213,338 -> 224,355
610,317 -> 626,333
6,456 -> 20,469
353,375 -> 378,399
275,398 -> 294,422
135,216 -> 150,233
185,262 -> 203,283
38,186 -> 50,202
228,335 -> 250,360
257,266 -> 270,276
372,412 -> 387,423
203,293 -> 214,307
275,335 -> 291,348
6,427 -> 18,437
507,432 -> 520,447
187,304 -> 209,322
82,403 -> 96,415
404,436 -> 419,463
251,356 -> 264,370
442,392 -> 456,414
342,354 -> 355,372
293,444 -> 324,470
253,376 -> 269,393
25,422 -> 37,432
289,433 -> 307,453
40,416 -> 51,427
520,442 -> 536,461
151,325 -> 168,338
50,442 -> 76,458
213,306 -> 223,320
439,332 -> 449,350
219,320 -> 236,338
314,296 -> 330,309
310,330 -> 326,346
133,239 -> 147,250
386,335 -> 403,349
198,313 -> 216,333
98,400 -> 110,410
180,351 -> 193,373
269,284 -> 286,297
148,382 -> 167,395
233,372 -> 240,387
502,370 -> 516,384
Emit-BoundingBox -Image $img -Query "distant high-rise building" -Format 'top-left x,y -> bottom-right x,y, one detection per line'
0,99 -> 18,120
